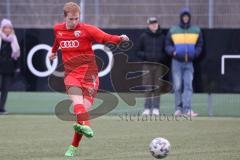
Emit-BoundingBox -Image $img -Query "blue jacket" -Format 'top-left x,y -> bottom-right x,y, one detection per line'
165,8 -> 203,62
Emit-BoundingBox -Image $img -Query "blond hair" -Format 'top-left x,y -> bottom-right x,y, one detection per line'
63,2 -> 80,17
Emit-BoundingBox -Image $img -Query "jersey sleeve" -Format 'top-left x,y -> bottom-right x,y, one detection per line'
84,24 -> 121,44
51,26 -> 60,53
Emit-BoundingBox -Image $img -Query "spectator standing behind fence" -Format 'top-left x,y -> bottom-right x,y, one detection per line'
136,17 -> 166,116
165,7 -> 203,117
0,18 -> 20,115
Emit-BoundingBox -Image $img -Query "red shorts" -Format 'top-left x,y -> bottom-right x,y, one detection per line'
64,74 -> 99,105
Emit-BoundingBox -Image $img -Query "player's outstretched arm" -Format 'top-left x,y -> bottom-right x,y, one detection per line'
85,24 -> 129,44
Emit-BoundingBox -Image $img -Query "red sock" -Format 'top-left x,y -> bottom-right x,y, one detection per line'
71,132 -> 83,147
74,104 -> 90,126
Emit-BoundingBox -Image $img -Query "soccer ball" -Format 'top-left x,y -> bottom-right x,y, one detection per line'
149,137 -> 171,159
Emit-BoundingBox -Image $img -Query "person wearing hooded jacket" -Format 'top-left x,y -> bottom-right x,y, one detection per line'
0,18 -> 20,115
165,7 -> 203,117
136,17 -> 166,116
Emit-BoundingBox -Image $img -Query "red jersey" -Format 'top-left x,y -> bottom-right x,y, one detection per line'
52,22 -> 121,81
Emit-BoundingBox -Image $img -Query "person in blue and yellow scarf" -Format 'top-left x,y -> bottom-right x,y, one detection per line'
165,7 -> 203,117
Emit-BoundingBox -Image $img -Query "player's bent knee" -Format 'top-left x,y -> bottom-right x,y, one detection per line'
84,98 -> 92,110
68,86 -> 83,96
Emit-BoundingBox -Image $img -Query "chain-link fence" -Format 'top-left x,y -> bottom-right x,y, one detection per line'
1,0 -> 240,28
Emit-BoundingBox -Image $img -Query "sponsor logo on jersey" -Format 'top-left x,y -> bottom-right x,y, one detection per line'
58,32 -> 63,36
60,40 -> 79,48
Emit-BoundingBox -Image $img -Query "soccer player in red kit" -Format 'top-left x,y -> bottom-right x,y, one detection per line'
49,2 -> 129,157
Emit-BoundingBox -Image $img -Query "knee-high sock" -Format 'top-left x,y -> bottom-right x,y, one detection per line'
74,104 -> 90,126
71,132 -> 83,147
71,104 -> 89,147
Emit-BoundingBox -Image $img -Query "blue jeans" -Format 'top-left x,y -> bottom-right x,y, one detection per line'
171,59 -> 193,113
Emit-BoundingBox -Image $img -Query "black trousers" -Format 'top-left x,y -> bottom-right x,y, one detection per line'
142,64 -> 162,109
0,74 -> 12,112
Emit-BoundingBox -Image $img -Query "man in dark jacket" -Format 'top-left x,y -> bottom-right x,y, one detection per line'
165,7 -> 203,117
136,17 -> 166,116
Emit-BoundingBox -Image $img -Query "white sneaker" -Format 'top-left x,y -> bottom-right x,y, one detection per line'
174,110 -> 182,117
0,111 -> 8,115
142,109 -> 151,116
186,110 -> 198,117
152,108 -> 160,116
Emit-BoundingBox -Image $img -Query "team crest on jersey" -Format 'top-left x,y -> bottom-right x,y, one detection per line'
74,30 -> 81,37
